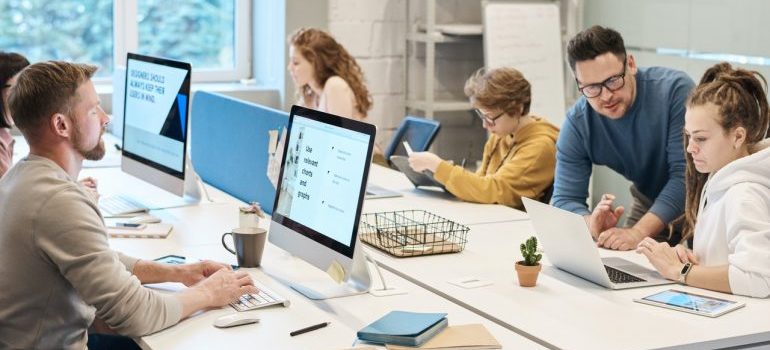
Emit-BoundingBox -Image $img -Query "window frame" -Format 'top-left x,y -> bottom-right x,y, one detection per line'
113,0 -> 251,83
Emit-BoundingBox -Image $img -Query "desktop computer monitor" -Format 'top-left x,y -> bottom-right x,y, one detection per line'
269,105 -> 375,300
121,53 -> 191,197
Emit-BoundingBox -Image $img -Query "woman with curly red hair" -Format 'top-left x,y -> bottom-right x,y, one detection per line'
287,27 -> 372,121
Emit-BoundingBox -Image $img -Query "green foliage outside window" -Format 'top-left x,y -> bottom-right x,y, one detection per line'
0,0 -> 235,77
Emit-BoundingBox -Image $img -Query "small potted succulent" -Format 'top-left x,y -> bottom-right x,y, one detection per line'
515,236 -> 542,287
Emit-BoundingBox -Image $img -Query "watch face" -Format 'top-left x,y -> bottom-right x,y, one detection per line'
680,262 -> 692,274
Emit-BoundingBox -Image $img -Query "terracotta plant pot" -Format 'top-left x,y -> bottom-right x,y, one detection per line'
515,261 -> 542,287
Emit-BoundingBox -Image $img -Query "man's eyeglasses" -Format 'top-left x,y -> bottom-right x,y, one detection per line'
577,57 -> 627,98
474,109 -> 505,126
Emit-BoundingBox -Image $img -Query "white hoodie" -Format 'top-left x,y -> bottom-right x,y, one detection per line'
693,142 -> 770,298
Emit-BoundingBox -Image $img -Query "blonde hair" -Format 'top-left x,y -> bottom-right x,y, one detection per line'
289,28 -> 372,116
676,62 -> 770,241
464,67 -> 531,117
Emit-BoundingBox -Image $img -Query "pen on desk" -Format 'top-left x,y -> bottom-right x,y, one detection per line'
114,143 -> 122,151
289,321 -> 330,336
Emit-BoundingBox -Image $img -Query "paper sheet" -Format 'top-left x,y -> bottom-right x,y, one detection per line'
267,128 -> 287,189
326,260 -> 346,284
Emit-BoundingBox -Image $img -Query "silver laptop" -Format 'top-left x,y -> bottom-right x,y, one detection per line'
365,184 -> 402,199
522,198 -> 674,289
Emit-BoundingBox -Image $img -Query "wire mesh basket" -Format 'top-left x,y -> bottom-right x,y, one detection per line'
359,210 -> 469,257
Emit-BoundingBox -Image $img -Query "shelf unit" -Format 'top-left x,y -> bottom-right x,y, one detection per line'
404,0 -> 481,119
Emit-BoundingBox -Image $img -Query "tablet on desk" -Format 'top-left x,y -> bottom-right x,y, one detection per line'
389,155 -> 447,192
634,289 -> 745,317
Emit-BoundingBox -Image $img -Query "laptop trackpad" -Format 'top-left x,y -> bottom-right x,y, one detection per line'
602,257 -> 654,275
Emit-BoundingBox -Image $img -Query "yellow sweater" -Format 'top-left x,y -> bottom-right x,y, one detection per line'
433,117 -> 559,209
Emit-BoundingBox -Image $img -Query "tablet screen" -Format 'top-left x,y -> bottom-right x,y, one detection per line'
642,289 -> 738,314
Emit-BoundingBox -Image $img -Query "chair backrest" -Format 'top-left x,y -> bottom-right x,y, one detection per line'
541,182 -> 555,204
383,116 -> 441,166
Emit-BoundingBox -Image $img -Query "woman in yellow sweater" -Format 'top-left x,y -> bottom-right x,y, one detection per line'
408,67 -> 559,209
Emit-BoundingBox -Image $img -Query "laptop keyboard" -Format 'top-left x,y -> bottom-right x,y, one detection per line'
605,265 -> 646,284
230,279 -> 290,311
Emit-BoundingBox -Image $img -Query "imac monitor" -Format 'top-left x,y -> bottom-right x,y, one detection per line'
121,53 -> 191,196
270,105 -> 375,300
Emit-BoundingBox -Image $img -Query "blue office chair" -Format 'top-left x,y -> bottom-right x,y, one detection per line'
383,116 -> 441,167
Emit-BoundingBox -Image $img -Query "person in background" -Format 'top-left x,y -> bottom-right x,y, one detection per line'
407,67 -> 559,209
288,27 -> 372,121
287,27 -> 387,165
0,61 -> 256,349
0,52 -> 30,177
637,62 -> 770,298
551,26 -> 695,250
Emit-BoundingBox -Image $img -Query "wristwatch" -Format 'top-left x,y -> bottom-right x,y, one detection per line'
678,262 -> 693,284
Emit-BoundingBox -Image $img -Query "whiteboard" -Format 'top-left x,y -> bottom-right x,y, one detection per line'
483,1 -> 566,126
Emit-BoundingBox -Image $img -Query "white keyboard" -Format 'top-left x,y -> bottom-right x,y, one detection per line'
99,196 -> 149,217
230,280 -> 290,311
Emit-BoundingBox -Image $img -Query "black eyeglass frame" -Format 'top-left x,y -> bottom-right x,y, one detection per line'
474,109 -> 505,126
576,56 -> 628,98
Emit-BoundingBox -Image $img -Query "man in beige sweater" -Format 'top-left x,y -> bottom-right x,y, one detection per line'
0,61 -> 256,349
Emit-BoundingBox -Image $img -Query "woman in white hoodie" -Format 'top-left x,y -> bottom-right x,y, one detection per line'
637,62 -> 770,298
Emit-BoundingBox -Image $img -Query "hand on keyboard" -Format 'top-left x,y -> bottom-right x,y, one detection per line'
230,280 -> 290,311
177,260 -> 234,287
190,269 -> 257,308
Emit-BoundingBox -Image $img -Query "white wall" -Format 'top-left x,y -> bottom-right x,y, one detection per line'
326,0 -> 487,162
329,0 -> 407,146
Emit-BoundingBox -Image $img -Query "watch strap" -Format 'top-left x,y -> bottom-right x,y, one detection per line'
678,262 -> 693,284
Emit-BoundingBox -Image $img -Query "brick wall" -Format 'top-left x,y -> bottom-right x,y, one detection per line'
328,0 -> 487,164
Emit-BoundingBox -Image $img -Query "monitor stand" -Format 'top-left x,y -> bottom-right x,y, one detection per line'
290,245 -> 372,300
139,154 -> 203,210
181,156 -> 203,204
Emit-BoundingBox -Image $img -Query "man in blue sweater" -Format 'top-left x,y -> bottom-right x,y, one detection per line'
551,26 -> 694,251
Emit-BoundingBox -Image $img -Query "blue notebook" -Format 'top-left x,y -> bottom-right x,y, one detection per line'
357,311 -> 448,347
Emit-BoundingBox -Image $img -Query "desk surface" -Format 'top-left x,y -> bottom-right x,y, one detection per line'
110,237 -> 540,350
365,165 -> 528,225
366,220 -> 770,350
80,151 -> 770,349
92,166 -> 540,349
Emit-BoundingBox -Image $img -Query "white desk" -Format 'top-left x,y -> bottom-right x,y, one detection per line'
366,220 -> 770,350
365,165 -> 528,225
92,168 -> 541,349
86,160 -> 770,349
111,238 -> 540,350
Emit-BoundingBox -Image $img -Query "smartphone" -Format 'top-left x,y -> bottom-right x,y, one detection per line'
634,289 -> 745,317
153,254 -> 239,270
154,254 -> 186,265
115,222 -> 146,230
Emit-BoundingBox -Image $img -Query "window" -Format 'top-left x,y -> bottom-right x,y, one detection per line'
0,1 -> 114,78
0,0 -> 250,82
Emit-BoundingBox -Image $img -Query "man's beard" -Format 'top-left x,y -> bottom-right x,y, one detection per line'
71,123 -> 106,161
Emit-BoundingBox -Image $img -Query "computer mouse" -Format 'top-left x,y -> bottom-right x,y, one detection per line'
129,215 -> 162,224
212,313 -> 260,328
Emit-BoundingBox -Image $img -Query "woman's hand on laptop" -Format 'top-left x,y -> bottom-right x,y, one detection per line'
674,244 -> 699,264
636,237 -> 685,280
